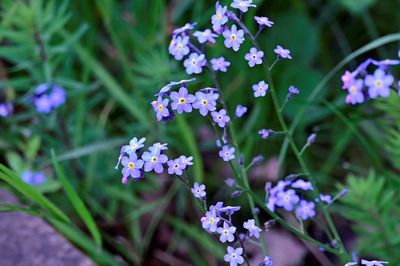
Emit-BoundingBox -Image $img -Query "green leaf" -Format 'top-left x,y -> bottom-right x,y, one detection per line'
339,0 -> 376,14
0,164 -> 70,223
51,151 -> 102,247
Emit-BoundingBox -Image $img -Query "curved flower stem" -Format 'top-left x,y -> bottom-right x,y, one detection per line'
233,17 -> 348,256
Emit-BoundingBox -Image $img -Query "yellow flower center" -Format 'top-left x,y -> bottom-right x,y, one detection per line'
217,13 -> 222,20
231,34 -> 236,40
284,195 -> 290,201
375,80 -> 382,87
177,44 -> 183,49
350,86 -> 357,94
157,104 -> 164,111
210,217 -> 214,224
151,157 -> 158,162
128,162 -> 135,169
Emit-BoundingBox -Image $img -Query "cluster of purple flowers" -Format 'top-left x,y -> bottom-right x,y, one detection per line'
152,79 -> 221,120
191,182 -> 266,266
167,0 -> 283,77
32,83 -> 66,113
341,57 -> 400,105
115,137 -> 193,184
266,178 -> 332,221
21,171 -> 46,185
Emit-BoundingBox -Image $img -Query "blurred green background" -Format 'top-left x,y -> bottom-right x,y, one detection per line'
0,0 -> 400,265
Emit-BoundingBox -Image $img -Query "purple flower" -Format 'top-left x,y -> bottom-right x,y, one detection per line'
191,182 -> 206,198
276,189 -> 299,211
211,109 -> 230,128
152,97 -> 170,121
231,0 -> 256,13
266,196 -> 277,212
211,57 -> 231,72
193,91 -> 219,116
211,2 -> 228,32
341,70 -> 354,89
169,35 -> 190,60
123,137 -> 146,155
202,211 -> 220,232
179,155 -> 193,168
141,150 -> 168,174
345,79 -> 364,105
253,81 -> 269,97
49,86 -> 66,108
167,158 -> 185,175
318,194 -> 333,204
235,105 -> 247,118
245,47 -> 264,67
33,83 -> 66,113
254,16 -> 274,28
224,246 -> 244,266
243,219 -> 262,238
261,256 -> 273,266
219,145 -> 235,161
193,29 -> 218,44
295,200 -> 316,221
365,68 -> 394,98
259,129 -> 274,139
274,45 -> 292,59
291,179 -> 313,191
121,153 -> 144,179
34,95 -> 52,113
183,53 -> 206,74
170,86 -> 196,114
0,103 -> 13,117
217,222 -> 236,243
286,85 -> 299,100
173,22 -> 197,36
21,171 -> 46,185
223,25 -> 245,52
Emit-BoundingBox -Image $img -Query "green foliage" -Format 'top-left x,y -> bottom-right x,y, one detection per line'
339,0 -> 376,14
336,172 -> 400,263
1,0 -> 400,265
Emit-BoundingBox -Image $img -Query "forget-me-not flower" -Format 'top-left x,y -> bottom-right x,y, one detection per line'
211,109 -> 230,128
243,219 -> 262,238
245,47 -> 264,67
224,246 -> 244,266
253,81 -> 269,97
223,25 -> 245,51
170,87 -> 196,113
193,91 -> 219,116
217,222 -> 236,243
211,57 -> 231,72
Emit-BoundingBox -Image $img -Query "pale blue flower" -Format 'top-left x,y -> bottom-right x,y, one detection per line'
243,219 -> 262,238
223,25 -> 245,51
217,222 -> 236,243
224,246 -> 244,266
183,53 -> 206,74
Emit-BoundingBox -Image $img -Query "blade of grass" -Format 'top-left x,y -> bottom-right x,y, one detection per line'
61,30 -> 152,129
51,151 -> 102,247
176,116 -> 204,182
0,164 -> 70,223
